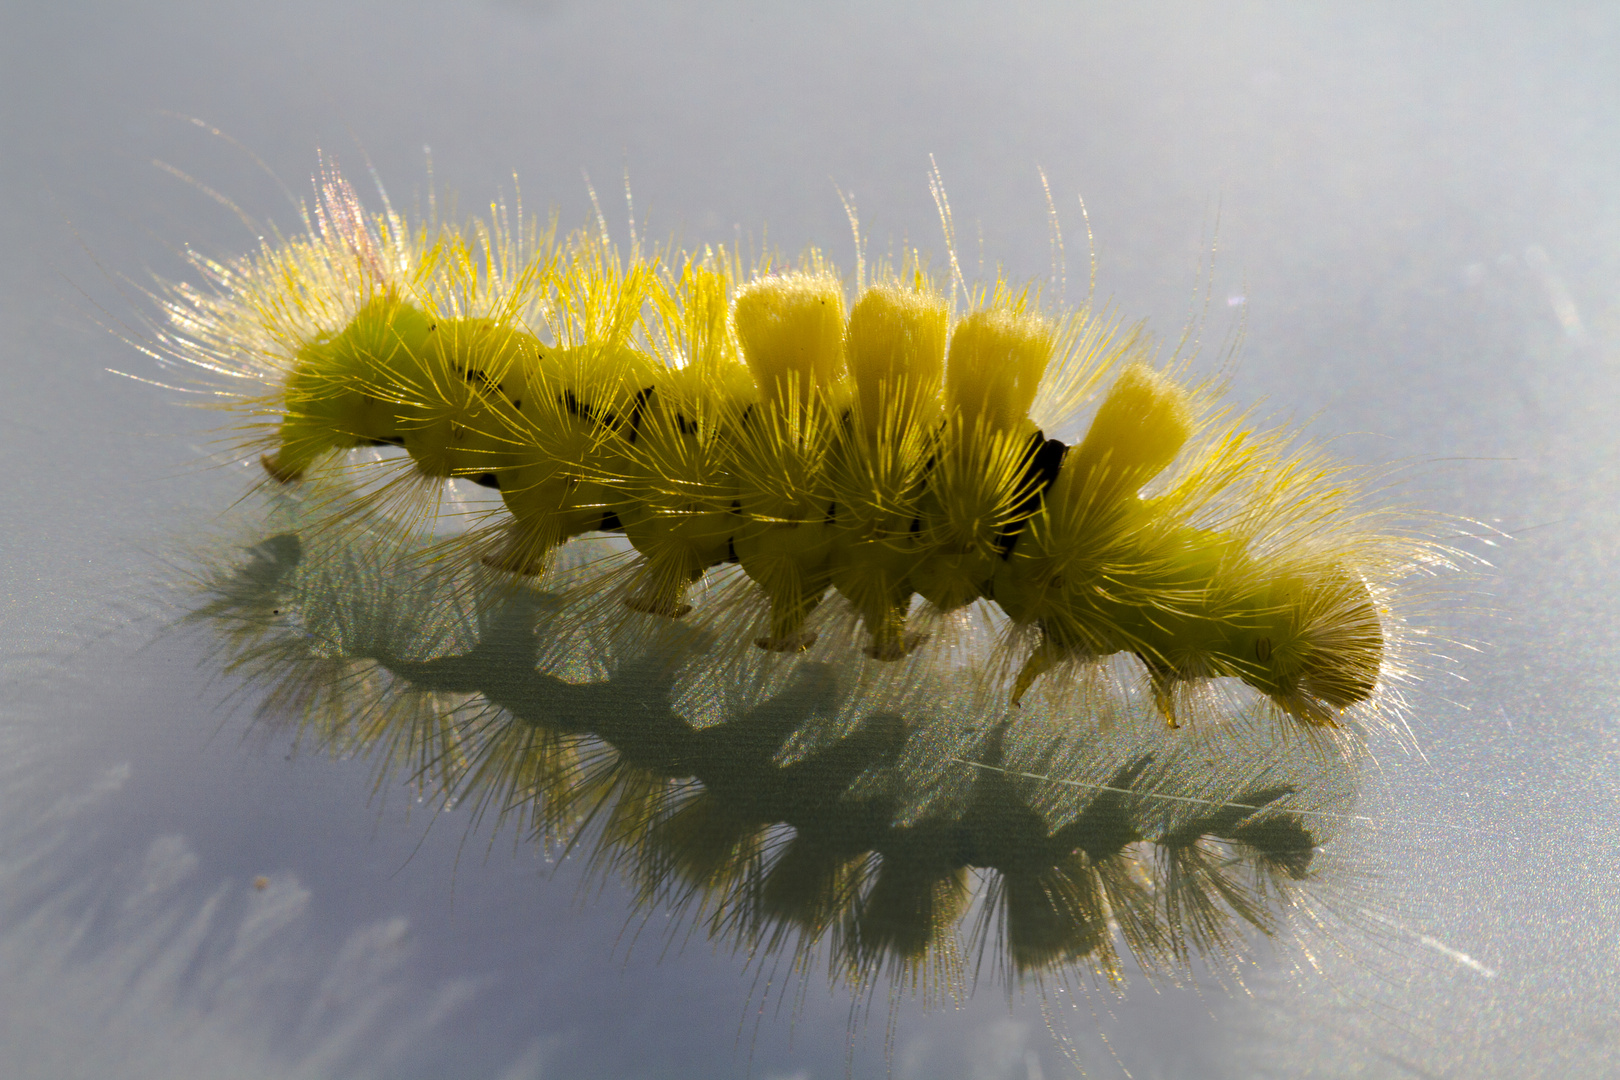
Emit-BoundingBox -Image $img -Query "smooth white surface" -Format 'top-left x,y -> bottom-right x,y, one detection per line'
3,2 -> 1618,1076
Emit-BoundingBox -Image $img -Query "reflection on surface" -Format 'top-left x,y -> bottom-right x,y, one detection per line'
183,481 -> 1367,1007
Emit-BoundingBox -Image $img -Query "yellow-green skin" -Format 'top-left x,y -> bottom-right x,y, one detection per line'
263,296 -> 435,480
261,287 -> 1383,725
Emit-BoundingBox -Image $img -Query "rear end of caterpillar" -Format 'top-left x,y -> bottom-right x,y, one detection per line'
185,166 -> 1406,732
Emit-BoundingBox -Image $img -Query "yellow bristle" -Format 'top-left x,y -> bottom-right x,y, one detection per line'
845,282 -> 948,435
733,271 -> 847,409
944,306 -> 1054,433
1061,362 -> 1194,505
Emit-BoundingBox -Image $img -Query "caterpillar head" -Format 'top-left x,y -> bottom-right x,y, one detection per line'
1233,566 -> 1385,726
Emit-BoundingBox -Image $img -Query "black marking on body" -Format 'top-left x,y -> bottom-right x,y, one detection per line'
453,364 -> 520,408
561,389 -> 621,430
471,472 -> 501,490
626,386 -> 656,444
463,367 -> 501,395
599,509 -> 623,531
995,433 -> 1068,558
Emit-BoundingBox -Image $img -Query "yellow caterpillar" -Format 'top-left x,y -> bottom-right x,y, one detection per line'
154,162 -> 1422,732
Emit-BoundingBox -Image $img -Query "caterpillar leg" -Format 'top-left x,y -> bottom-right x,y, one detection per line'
855,856 -> 971,962
480,524 -> 557,577
259,414 -> 382,483
753,581 -> 825,653
487,470 -> 618,577
1011,633 -> 1063,706
864,628 -> 928,662
623,555 -> 701,619
754,596 -> 822,653
619,511 -> 735,620
260,453 -> 302,485
756,635 -> 818,653
829,541 -> 929,661
481,499 -> 578,577
1146,669 -> 1182,729
624,592 -> 694,619
858,595 -> 928,661
735,523 -> 833,654
1270,691 -> 1337,728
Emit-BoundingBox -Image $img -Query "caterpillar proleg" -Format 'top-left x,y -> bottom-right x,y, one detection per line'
147,160 -> 1435,736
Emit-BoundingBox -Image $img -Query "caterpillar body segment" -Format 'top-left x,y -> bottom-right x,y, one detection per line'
827,284 -> 947,659
612,261 -> 756,619
727,271 -> 849,652
614,361 -> 756,619
258,293 -> 436,483
164,166 -> 1412,731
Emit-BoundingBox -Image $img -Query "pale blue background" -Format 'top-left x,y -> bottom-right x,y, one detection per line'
3,2 -> 1618,1077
